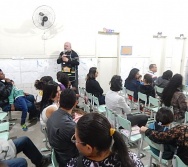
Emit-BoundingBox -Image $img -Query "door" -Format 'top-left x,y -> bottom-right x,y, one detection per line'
96,32 -> 119,94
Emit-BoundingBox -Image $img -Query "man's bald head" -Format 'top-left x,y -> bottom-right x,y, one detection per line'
64,42 -> 72,51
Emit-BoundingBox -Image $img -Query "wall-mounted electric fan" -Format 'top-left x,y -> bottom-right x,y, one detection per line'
32,5 -> 55,30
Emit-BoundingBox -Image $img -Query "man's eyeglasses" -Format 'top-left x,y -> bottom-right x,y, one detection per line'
71,134 -> 86,145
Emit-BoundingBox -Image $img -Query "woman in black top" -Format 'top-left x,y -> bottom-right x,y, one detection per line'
86,67 -> 105,105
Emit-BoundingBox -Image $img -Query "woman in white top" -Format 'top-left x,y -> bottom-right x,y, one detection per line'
35,80 -> 61,126
105,75 -> 148,127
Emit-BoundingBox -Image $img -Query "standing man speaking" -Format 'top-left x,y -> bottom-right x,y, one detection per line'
57,42 -> 79,92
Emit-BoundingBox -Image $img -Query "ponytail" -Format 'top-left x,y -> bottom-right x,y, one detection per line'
112,131 -> 134,167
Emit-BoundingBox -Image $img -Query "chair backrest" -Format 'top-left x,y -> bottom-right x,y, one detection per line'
143,134 -> 164,164
79,87 -> 85,98
117,114 -> 132,139
155,86 -> 164,94
184,111 -> 188,124
126,89 -> 134,97
51,149 -> 59,167
138,92 -> 147,104
92,95 -> 99,107
149,96 -> 160,107
106,107 -> 116,128
40,125 -> 51,150
183,85 -> 188,97
173,155 -> 188,167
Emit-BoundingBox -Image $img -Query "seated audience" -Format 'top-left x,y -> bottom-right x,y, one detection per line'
8,80 -> 38,131
139,74 -> 155,104
35,81 -> 61,126
47,89 -> 79,166
86,67 -> 105,105
0,69 -> 13,112
0,136 -> 51,167
106,75 -> 148,127
161,74 -> 187,121
71,108 -> 86,123
67,112 -> 144,167
155,70 -> 173,88
148,107 -> 176,160
146,64 -> 157,83
140,124 -> 188,165
124,68 -> 141,101
56,71 -> 69,91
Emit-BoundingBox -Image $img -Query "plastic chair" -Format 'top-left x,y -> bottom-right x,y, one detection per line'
140,134 -> 172,167
0,122 -> 9,132
51,149 -> 59,167
92,95 -> 106,114
40,125 -> 51,152
184,111 -> 188,124
0,132 -> 9,140
155,86 -> 164,94
173,155 -> 188,167
147,96 -> 160,120
105,108 -> 117,128
137,92 -> 147,113
182,85 -> 188,97
85,92 -> 93,111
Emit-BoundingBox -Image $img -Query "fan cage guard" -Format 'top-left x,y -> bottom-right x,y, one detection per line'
33,5 -> 55,30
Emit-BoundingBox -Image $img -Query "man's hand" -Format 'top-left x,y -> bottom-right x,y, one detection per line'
11,104 -> 15,111
62,54 -> 69,62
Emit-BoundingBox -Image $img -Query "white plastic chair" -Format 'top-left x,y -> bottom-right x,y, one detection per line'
173,155 -> 188,167
92,95 -> 106,114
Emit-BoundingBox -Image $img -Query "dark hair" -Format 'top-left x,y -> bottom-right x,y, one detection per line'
57,71 -> 69,88
110,75 -> 122,91
156,107 -> 174,125
149,64 -> 156,70
161,74 -> 183,106
144,74 -> 152,84
162,70 -> 173,80
34,76 -> 53,90
125,68 -> 139,81
77,113 -> 134,167
40,81 -> 59,112
60,89 -> 76,110
87,67 -> 97,80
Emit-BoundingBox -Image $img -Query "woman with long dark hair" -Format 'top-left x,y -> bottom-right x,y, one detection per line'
161,74 -> 187,121
67,113 -> 144,167
86,67 -> 105,105
124,68 -> 141,101
35,80 -> 61,126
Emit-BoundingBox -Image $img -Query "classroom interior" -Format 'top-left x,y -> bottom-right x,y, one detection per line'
1,0 -> 188,166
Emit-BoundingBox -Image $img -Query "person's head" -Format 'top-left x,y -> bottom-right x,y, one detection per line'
34,76 -> 53,90
162,70 -> 173,80
74,113 -> 134,167
0,69 -> 5,80
161,74 -> 183,106
149,64 -> 157,73
60,89 -> 77,110
64,42 -> 71,51
40,81 -> 61,111
126,68 -> 140,81
156,107 -> 174,125
110,75 -> 122,91
56,71 -> 69,88
87,67 -> 98,80
143,74 -> 152,85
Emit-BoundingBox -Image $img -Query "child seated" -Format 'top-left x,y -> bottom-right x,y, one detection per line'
148,107 -> 176,160
139,74 -> 155,104
8,80 -> 38,131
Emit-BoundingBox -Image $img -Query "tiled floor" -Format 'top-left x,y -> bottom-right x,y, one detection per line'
8,111 -> 151,167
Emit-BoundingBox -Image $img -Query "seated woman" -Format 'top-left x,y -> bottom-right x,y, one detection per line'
124,68 -> 141,102
148,107 -> 176,160
105,75 -> 148,127
56,71 -> 69,91
67,113 -> 144,167
139,74 -> 155,104
35,80 -> 61,126
141,124 -> 188,165
86,67 -> 105,105
161,74 -> 187,121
